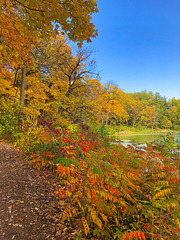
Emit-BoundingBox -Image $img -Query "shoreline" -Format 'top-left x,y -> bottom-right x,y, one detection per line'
111,130 -> 180,136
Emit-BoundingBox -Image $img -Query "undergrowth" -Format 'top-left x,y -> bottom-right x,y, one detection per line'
0,106 -> 180,240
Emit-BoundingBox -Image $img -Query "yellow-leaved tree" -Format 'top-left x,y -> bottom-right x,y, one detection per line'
0,0 -> 98,106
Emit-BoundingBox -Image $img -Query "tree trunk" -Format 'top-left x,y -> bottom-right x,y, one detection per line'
14,67 -> 20,103
20,65 -> 26,107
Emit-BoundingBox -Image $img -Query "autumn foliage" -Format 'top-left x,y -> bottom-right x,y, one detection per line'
0,0 -> 180,239
15,115 -> 179,239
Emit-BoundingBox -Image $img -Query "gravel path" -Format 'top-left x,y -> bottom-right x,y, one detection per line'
0,141 -> 73,240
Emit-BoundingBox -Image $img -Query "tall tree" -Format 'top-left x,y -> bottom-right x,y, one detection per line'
0,0 -> 98,106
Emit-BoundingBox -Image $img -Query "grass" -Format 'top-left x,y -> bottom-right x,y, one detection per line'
95,125 -> 174,136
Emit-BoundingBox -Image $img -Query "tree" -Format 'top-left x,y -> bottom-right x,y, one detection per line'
130,91 -> 173,129
160,116 -> 172,129
0,0 -> 98,107
169,98 -> 180,126
23,36 -> 100,121
98,83 -> 129,125
128,97 -> 142,128
141,106 -> 155,130
0,0 -> 98,45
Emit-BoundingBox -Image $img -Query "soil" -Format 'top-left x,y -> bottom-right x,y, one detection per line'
0,141 -> 77,240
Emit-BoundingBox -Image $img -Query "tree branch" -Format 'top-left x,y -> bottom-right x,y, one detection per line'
14,0 -> 46,12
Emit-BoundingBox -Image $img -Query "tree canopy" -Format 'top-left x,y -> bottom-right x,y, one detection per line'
0,0 -> 98,45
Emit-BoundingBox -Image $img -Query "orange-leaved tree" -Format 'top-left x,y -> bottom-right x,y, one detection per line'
0,0 -> 98,106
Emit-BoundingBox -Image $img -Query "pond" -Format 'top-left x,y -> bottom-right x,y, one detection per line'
110,132 -> 180,148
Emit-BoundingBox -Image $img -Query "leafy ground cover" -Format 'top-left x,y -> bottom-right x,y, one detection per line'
1,107 -> 179,240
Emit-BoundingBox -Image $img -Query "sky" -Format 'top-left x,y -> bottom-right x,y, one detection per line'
82,0 -> 180,99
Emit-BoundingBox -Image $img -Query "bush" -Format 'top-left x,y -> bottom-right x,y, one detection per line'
30,121 -> 180,239
0,100 -> 21,138
172,124 -> 180,131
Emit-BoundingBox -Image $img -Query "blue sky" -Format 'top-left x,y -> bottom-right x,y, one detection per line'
84,0 -> 180,99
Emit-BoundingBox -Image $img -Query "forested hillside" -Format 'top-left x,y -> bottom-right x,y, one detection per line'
0,1 -> 180,239
0,2 -> 179,130
1,26 -> 180,131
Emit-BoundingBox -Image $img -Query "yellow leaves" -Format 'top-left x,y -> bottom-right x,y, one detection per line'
100,212 -> 108,223
154,188 -> 173,200
114,215 -> 119,226
121,187 -> 136,203
61,207 -> 72,221
171,105 -> 177,113
88,206 -> 102,229
127,171 -> 142,182
158,181 -> 169,187
155,171 -> 166,179
0,0 -> 4,8
24,107 -> 41,117
101,191 -> 119,203
140,106 -> 155,127
0,79 -> 15,96
176,218 -> 180,228
81,217 -> 89,236
8,0 -> 98,44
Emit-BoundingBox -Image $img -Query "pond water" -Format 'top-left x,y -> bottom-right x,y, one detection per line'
110,132 -> 180,148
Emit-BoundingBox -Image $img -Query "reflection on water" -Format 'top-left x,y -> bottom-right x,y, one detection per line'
111,133 -> 180,148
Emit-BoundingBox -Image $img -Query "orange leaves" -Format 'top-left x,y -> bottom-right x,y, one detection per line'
57,165 -> 76,177
61,145 -> 76,157
38,131 -> 52,142
0,7 -> 33,66
141,232 -> 146,240
20,117 -> 180,239
143,223 -> 151,230
120,232 -> 146,240
57,165 -> 66,176
61,130 -> 98,159
31,152 -> 52,167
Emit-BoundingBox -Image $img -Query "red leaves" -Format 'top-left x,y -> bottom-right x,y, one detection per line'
32,153 -> 38,157
62,136 -> 72,144
55,189 -> 65,198
110,185 -> 118,196
30,121 -> 180,239
44,151 -> 55,158
144,223 -> 151,230
57,166 -> 65,175
81,145 -> 88,155
120,206 -> 127,213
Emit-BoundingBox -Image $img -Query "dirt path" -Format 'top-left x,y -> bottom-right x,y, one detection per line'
0,141 -> 74,240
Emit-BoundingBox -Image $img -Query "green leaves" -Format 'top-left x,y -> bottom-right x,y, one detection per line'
53,157 -> 77,167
